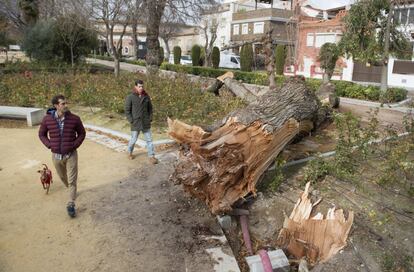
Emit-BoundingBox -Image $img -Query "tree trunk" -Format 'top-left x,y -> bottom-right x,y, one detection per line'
132,22 -> 139,60
145,1 -> 166,69
162,37 -> 171,61
264,30 -> 276,90
380,1 -> 393,91
70,46 -> 74,68
168,77 -> 324,214
323,73 -> 329,83
114,57 -> 120,77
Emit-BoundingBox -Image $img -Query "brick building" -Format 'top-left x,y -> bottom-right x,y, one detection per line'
293,10 -> 347,79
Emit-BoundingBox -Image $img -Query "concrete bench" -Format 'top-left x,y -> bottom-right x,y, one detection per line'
0,106 -> 45,126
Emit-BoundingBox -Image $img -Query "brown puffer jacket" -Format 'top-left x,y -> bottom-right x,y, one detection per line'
38,109 -> 86,155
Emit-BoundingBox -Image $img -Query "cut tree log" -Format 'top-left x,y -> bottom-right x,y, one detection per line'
204,71 -> 260,102
168,77 -> 326,214
277,182 -> 354,264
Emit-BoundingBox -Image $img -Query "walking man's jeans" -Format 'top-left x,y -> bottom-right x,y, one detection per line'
128,129 -> 155,157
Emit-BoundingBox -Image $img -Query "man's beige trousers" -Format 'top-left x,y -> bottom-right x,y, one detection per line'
52,150 -> 78,203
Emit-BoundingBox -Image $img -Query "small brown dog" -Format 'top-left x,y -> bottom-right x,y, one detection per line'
37,164 -> 53,194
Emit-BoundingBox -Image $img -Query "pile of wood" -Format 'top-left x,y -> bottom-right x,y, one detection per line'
277,182 -> 354,264
168,77 -> 327,214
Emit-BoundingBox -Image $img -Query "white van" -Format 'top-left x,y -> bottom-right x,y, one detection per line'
219,54 -> 240,69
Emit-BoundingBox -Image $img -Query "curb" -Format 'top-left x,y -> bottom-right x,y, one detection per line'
84,124 -> 175,148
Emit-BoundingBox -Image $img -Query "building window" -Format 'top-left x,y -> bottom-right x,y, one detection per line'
409,8 -> 414,24
242,23 -> 248,35
315,33 -> 336,48
306,34 -> 314,47
220,36 -> 225,46
233,24 -> 239,35
401,8 -> 409,25
253,22 -> 264,34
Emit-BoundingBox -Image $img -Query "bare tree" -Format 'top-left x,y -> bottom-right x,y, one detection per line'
128,0 -> 144,60
0,0 -> 28,32
87,0 -> 131,76
159,11 -> 181,61
200,12 -> 219,67
143,0 -> 219,70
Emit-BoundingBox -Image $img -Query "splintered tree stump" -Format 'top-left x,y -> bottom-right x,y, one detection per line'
168,77 -> 324,214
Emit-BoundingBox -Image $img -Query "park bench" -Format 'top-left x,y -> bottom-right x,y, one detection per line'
0,106 -> 45,126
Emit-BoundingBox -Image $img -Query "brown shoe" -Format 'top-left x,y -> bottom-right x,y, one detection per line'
128,153 -> 134,160
150,156 -> 159,164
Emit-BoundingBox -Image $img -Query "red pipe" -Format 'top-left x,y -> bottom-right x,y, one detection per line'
240,215 -> 253,255
258,249 -> 273,272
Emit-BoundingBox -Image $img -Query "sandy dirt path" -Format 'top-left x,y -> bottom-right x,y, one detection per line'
0,126 -> 239,272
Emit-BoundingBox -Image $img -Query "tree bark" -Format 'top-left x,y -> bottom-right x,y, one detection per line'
145,1 -> 166,69
380,1 -> 393,91
168,77 -> 323,214
162,37 -> 171,61
132,21 -> 139,60
264,30 -> 276,90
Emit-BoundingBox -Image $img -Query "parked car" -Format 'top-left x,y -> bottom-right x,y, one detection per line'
168,54 -> 193,65
219,54 -> 240,69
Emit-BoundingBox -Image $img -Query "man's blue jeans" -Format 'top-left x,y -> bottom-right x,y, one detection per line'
127,129 -> 155,157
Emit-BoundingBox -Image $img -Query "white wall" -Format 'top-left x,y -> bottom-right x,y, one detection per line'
342,58 -> 354,82
388,57 -> 414,91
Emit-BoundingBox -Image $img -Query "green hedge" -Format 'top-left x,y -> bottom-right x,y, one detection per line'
87,55 -> 408,103
123,59 -> 146,66
333,81 -> 407,103
89,54 -> 147,66
160,63 -> 274,85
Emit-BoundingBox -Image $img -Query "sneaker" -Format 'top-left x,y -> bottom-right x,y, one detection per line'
67,202 -> 76,218
149,156 -> 159,164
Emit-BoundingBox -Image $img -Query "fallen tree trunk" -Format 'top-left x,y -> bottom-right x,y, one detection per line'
168,77 -> 324,214
204,71 -> 258,102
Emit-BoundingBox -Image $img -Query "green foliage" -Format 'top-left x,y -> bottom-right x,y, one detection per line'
240,44 -> 253,72
22,20 -> 57,61
274,45 -> 286,75
304,111 -> 380,183
159,63 -> 271,85
332,81 -> 407,103
305,78 -> 323,93
212,46 -> 220,69
55,16 -> 99,64
318,43 -> 340,81
269,158 -> 285,191
199,47 -> 206,66
339,0 -> 411,63
303,155 -> 332,184
381,87 -> 407,103
191,45 -> 201,66
159,47 -> 164,65
22,19 -> 98,64
1,71 -> 245,128
124,58 -> 146,66
173,46 -> 181,65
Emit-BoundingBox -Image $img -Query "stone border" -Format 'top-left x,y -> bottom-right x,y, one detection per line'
84,124 -> 175,148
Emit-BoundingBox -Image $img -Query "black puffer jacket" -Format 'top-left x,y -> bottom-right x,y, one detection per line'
125,91 -> 153,131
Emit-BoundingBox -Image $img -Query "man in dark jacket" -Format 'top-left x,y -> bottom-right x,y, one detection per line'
39,94 -> 86,217
125,79 -> 158,164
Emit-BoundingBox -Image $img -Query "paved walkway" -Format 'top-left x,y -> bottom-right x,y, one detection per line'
87,58 -> 147,73
0,125 -> 240,272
